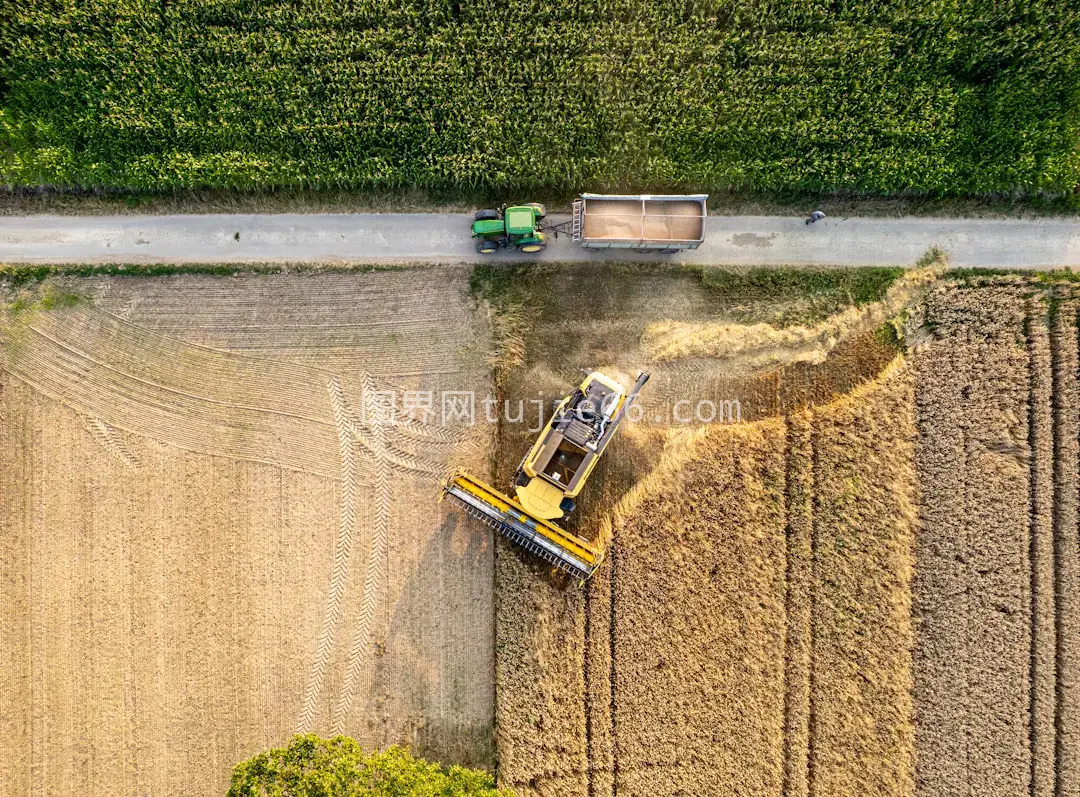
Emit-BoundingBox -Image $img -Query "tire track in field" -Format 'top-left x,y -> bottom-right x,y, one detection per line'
83,417 -> 142,469
3,306 -> 339,476
331,377 -> 391,734
331,375 -> 456,733
296,377 -> 358,733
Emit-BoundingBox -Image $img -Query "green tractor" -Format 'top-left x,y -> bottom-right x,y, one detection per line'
472,203 -> 547,254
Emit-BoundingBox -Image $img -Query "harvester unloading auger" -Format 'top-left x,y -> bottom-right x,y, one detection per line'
442,370 -> 649,581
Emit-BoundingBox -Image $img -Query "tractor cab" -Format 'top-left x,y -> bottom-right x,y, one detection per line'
471,203 -> 547,254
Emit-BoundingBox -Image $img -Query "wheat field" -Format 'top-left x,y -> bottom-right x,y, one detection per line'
0,269 -> 496,796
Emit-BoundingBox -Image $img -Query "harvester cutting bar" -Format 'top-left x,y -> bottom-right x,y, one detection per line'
442,471 -> 600,580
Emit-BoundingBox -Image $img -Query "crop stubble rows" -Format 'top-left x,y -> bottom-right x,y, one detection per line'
0,268 -> 496,795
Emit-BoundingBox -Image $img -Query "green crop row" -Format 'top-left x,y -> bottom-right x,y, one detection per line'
2,0 -> 1078,196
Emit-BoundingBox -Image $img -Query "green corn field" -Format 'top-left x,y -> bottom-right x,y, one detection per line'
1,0 -> 1078,195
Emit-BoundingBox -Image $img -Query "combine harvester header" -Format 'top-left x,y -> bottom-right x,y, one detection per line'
442,370 -> 650,581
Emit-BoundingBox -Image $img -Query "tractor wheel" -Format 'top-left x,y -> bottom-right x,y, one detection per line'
523,202 -> 547,220
476,239 -> 498,254
474,209 -> 500,221
519,243 -> 545,253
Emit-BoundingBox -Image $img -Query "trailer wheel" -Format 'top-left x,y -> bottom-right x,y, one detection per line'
476,239 -> 498,254
474,209 -> 500,221
523,202 -> 547,220
661,248 -> 680,255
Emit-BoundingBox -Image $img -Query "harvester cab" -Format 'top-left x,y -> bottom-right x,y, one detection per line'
472,203 -> 547,254
442,369 -> 650,581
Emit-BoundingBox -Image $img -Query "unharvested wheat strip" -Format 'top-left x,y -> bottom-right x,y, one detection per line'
912,288 -> 972,797
1054,303 -> 1080,797
612,422 -> 787,797
1029,303 -> 1057,797
913,283 -> 1032,797
783,413 -> 813,797
0,376 -> 32,797
495,549 -> 589,797
809,360 -> 917,797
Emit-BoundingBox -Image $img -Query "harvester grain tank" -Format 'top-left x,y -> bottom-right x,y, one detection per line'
442,370 -> 650,581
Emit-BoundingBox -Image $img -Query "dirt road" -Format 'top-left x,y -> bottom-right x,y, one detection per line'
1,213 -> 1077,267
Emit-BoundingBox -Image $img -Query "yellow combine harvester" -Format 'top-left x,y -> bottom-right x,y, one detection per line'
442,370 -> 649,580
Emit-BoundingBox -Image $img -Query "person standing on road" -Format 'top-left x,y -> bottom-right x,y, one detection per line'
805,210 -> 826,225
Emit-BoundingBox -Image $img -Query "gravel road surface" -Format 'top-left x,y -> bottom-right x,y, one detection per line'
1,213 -> 1077,268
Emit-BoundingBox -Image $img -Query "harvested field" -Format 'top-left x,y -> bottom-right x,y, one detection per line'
0,268 -> 495,796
